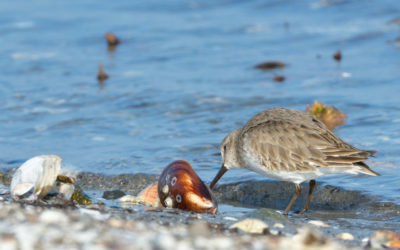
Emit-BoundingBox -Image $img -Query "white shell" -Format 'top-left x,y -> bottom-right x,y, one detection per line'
11,155 -> 62,199
58,183 -> 75,200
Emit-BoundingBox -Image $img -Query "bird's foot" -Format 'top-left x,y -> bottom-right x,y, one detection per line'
297,208 -> 309,215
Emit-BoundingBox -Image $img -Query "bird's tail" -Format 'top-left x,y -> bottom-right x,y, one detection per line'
355,161 -> 380,176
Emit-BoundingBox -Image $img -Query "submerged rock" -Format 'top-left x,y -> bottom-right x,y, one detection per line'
11,155 -> 61,200
103,190 -> 126,200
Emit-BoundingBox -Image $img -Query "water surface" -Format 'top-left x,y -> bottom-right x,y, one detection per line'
0,0 -> 399,207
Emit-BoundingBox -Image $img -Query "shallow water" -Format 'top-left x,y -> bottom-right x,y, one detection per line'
0,0 -> 399,214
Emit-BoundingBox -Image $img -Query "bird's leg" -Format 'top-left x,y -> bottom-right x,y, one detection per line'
299,179 -> 316,214
283,184 -> 301,215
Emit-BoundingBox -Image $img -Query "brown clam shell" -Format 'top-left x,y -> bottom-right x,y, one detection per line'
137,182 -> 160,207
157,160 -> 217,214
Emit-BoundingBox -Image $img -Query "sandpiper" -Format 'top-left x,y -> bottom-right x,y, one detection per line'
209,108 -> 379,215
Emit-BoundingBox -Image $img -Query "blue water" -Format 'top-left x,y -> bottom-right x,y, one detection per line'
0,0 -> 399,203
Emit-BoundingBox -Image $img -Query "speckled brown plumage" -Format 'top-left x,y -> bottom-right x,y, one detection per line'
210,108 -> 379,215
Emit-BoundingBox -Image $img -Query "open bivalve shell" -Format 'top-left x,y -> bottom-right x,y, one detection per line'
11,155 -> 62,200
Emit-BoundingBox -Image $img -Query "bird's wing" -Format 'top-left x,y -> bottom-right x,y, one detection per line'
239,110 -> 375,173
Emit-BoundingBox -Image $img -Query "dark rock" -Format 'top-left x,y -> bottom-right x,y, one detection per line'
103,190 -> 126,200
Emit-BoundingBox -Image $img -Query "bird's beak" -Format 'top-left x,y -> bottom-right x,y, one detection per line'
209,164 -> 228,189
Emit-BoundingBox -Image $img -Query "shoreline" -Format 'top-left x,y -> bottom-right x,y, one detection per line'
1,170 -> 399,249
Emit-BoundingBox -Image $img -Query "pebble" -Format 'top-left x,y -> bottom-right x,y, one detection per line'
223,216 -> 238,221
230,218 -> 269,234
153,232 -> 176,250
308,220 -> 329,227
273,223 -> 284,229
189,220 -> 210,237
0,195 -> 374,250
58,183 -> 75,200
336,232 -> 354,241
108,218 -> 124,228
119,195 -> 139,202
79,208 -> 109,220
39,210 -> 69,224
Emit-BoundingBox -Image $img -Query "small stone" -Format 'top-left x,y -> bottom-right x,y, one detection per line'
58,183 -> 75,200
108,218 -> 124,228
103,190 -> 126,200
223,216 -> 238,221
308,220 -> 329,228
189,220 -> 210,237
119,195 -> 143,203
336,232 -> 354,241
273,223 -> 284,229
79,208 -> 109,220
153,232 -> 176,250
291,227 -> 327,246
209,237 -> 233,249
0,234 -> 17,250
229,218 -> 269,234
39,210 -> 69,224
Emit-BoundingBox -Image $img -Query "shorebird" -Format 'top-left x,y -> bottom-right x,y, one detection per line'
209,108 -> 379,215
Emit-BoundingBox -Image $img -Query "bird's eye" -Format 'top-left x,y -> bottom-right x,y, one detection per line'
223,145 -> 227,152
